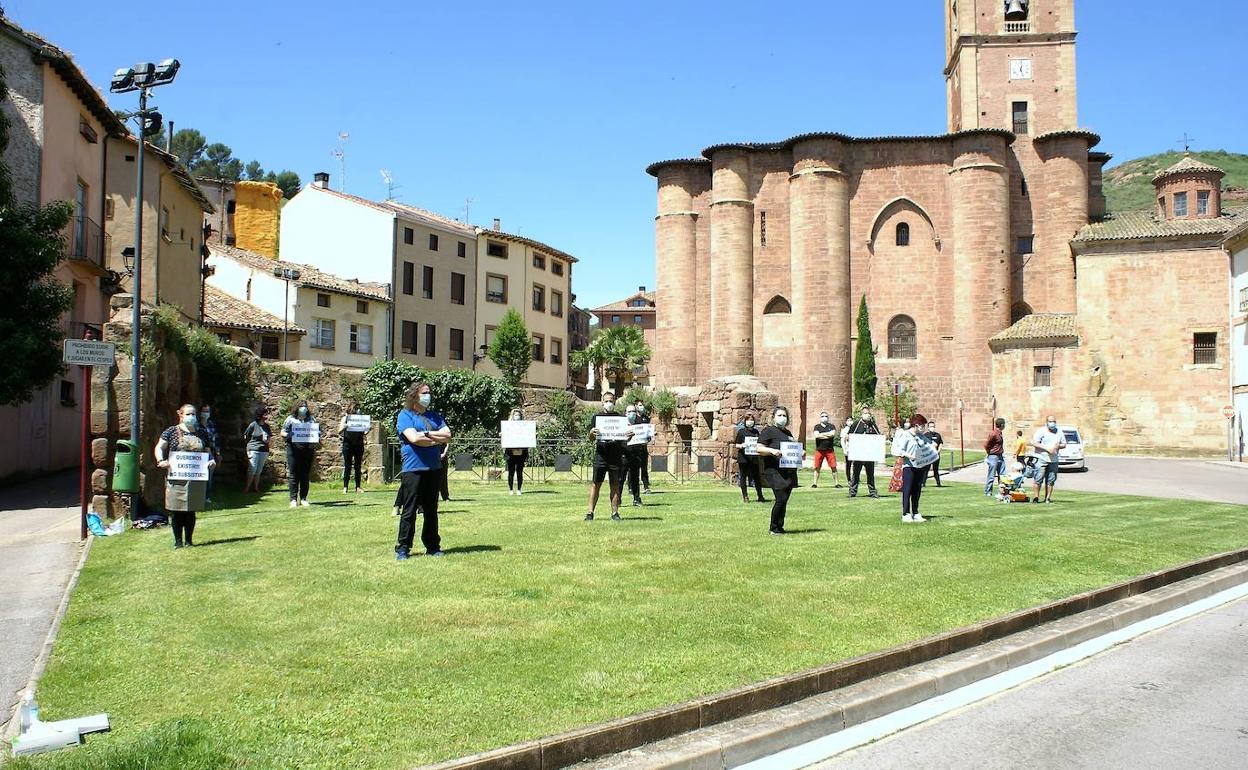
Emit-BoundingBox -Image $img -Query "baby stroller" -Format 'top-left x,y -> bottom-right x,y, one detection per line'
997,462 -> 1030,503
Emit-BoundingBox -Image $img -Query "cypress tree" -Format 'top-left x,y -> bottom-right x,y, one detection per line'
852,295 -> 878,405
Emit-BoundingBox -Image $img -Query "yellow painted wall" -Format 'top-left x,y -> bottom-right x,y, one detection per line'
234,181 -> 282,257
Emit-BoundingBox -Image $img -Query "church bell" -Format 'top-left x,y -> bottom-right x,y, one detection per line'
1004,0 -> 1028,21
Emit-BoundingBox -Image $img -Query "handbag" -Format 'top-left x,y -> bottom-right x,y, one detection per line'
887,456 -> 905,493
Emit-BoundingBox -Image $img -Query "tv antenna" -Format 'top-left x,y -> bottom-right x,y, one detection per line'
380,169 -> 401,201
331,131 -> 349,191
463,196 -> 474,223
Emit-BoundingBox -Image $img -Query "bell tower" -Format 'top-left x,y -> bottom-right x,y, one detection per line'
945,0 -> 1078,135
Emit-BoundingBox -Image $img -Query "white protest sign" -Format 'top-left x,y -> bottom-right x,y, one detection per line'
501,420 -> 537,449
743,436 -> 759,456
291,422 -> 320,444
168,451 -> 211,481
628,423 -> 654,445
779,441 -> 803,469
63,339 -> 116,367
345,414 -> 372,432
596,415 -> 629,442
846,433 -> 886,463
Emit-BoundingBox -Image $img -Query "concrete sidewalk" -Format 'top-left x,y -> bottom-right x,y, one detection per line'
0,471 -> 83,731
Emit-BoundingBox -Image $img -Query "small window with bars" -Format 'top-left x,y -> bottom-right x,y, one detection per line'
1033,365 -> 1051,388
1011,101 -> 1029,135
1193,332 -> 1217,364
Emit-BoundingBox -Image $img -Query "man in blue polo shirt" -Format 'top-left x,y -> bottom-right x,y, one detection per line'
395,381 -> 452,560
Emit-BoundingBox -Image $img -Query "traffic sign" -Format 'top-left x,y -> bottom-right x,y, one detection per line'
63,339 -> 116,367
1225,405 -> 1237,419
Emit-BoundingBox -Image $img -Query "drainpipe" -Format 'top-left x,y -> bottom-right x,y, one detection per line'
1227,243 -> 1237,461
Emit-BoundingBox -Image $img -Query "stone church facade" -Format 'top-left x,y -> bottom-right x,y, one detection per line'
647,0 -> 1243,455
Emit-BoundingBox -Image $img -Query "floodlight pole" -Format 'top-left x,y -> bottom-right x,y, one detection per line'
130,86 -> 149,447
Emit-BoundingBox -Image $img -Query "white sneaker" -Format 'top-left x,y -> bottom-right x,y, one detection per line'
517,490 -> 523,496
912,514 -> 927,522
300,499 -> 310,508
392,507 -> 399,516
289,500 -> 297,508
902,514 -> 914,523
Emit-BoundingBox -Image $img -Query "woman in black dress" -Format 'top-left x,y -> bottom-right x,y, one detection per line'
755,406 -> 803,535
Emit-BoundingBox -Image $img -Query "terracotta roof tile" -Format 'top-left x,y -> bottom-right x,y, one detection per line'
203,285 -> 306,335
208,244 -> 391,302
479,228 -> 580,264
592,291 -> 656,313
1152,155 -> 1226,183
990,314 -> 1079,344
1073,208 -> 1248,243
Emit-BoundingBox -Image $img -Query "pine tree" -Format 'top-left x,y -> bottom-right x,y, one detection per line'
853,295 -> 878,405
488,308 -> 532,387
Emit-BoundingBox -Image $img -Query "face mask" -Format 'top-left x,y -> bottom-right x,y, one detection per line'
511,413 -> 521,421
603,401 -> 616,412
182,414 -> 198,430
903,422 -> 911,430
419,393 -> 432,408
627,412 -> 638,423
298,407 -> 309,417
820,417 -> 829,425
202,411 -> 211,421
745,420 -> 755,428
1047,422 -> 1057,432
775,415 -> 788,428
862,415 -> 871,423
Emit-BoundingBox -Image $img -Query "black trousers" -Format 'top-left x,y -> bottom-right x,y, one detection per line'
640,458 -> 650,490
770,486 -> 791,532
848,461 -> 877,496
738,458 -> 765,500
287,447 -> 313,501
507,454 -> 526,490
396,470 -> 441,554
439,464 -> 450,501
625,447 -> 646,501
342,442 -> 364,489
931,454 -> 942,485
902,464 -> 929,516
171,511 -> 197,546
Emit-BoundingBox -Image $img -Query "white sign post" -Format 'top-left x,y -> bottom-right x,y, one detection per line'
168,451 -> 211,481
596,415 -> 629,442
779,441 -> 803,469
846,434 -> 886,463
345,414 -> 372,432
501,420 -> 537,449
63,339 -> 116,367
743,436 -> 759,456
291,422 -> 320,444
628,423 -> 654,446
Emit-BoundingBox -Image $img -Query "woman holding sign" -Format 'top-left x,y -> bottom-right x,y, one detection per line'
733,412 -> 767,504
503,408 -> 530,495
154,404 -> 216,548
756,406 -> 803,535
339,402 -> 369,494
282,400 -> 318,508
891,413 -> 939,523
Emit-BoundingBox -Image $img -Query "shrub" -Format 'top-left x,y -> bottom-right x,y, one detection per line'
650,388 -> 677,422
361,359 -> 516,437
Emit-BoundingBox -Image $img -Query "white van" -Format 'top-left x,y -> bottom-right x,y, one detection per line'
1057,426 -> 1086,470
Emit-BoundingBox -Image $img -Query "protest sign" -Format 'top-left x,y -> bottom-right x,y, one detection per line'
501,420 -> 537,449
168,451 -> 210,481
780,441 -> 803,469
345,414 -> 372,432
846,433 -> 886,463
628,423 -> 654,445
291,422 -> 320,444
596,415 -> 629,442
743,436 -> 759,456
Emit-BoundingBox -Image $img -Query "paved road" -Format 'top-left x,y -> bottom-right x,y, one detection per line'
944,455 -> 1248,505
0,471 -> 82,731
814,595 -> 1248,770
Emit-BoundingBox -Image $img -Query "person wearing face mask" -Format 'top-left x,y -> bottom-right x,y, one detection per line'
281,400 -> 318,508
845,408 -> 882,499
734,412 -> 767,503
811,411 -> 841,489
243,406 -> 272,493
756,406 -> 802,534
891,413 -> 939,523
199,404 -> 221,505
506,408 -> 529,495
633,399 -> 653,494
623,404 -> 649,507
1030,415 -> 1067,504
339,401 -> 368,494
154,404 -> 216,548
586,391 -> 626,521
395,382 -> 452,559
927,420 -> 945,487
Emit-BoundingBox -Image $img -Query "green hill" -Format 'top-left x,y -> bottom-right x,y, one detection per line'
1103,150 -> 1248,212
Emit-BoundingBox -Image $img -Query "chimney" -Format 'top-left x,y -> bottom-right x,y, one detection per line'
313,172 -> 330,189
166,120 -> 173,153
638,285 -> 646,293
492,218 -> 501,232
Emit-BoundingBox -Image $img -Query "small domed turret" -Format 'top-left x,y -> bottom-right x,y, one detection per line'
1153,155 -> 1224,220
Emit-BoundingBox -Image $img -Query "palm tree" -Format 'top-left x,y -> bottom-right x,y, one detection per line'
600,325 -> 651,396
569,339 -> 607,395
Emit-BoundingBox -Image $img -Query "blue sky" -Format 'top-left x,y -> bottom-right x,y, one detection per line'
9,1 -> 1245,310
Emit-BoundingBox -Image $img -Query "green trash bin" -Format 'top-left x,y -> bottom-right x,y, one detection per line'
113,439 -> 140,493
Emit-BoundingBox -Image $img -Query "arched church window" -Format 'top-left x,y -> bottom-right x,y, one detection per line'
888,315 -> 917,359
763,296 -> 792,315
895,222 -> 910,247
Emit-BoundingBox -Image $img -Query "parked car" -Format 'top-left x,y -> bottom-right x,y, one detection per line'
1057,426 -> 1086,470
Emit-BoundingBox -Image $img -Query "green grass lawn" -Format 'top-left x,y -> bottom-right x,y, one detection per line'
15,476 -> 1248,770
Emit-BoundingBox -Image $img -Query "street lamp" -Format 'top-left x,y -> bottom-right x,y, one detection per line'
272,267 -> 301,360
111,58 -> 180,449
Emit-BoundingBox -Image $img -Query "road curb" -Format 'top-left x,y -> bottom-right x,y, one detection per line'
421,548 -> 1248,770
1,535 -> 93,742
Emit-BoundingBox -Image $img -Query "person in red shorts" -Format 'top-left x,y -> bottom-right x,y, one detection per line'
810,411 -> 842,488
